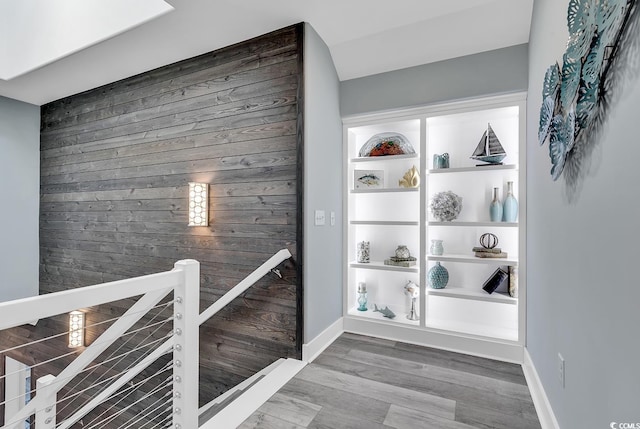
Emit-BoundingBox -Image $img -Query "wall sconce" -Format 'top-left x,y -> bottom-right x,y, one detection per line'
188,182 -> 209,227
68,311 -> 85,348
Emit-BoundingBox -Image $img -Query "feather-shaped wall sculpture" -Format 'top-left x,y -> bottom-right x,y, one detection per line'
538,0 -> 639,200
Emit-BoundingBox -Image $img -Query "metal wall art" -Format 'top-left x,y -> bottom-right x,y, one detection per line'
538,0 -> 639,199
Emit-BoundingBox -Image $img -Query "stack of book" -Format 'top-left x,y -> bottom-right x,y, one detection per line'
384,256 -> 417,267
473,246 -> 508,258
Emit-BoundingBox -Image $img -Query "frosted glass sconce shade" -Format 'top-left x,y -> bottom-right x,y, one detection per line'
68,311 -> 85,348
188,182 -> 209,226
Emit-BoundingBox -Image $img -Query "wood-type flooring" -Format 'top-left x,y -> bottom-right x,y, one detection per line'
240,333 -> 541,428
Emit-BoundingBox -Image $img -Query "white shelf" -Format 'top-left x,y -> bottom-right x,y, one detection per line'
429,221 -> 518,227
425,318 -> 518,342
345,94 -> 525,353
351,187 -> 419,194
347,306 -> 420,326
350,220 -> 419,226
349,261 -> 419,273
428,164 -> 517,174
351,154 -> 419,163
427,254 -> 518,265
427,285 -> 517,305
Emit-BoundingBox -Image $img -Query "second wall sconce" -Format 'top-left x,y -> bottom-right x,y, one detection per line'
188,182 -> 209,227
68,310 -> 85,348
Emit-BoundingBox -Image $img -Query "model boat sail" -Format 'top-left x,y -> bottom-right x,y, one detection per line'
471,123 -> 506,164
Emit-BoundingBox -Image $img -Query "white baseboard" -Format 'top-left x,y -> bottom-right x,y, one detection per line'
302,317 -> 344,363
522,348 -> 560,429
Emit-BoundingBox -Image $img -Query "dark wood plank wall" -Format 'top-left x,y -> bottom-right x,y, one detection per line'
1,24 -> 303,410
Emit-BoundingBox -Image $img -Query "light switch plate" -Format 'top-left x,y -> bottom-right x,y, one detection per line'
315,210 -> 326,226
330,211 -> 336,226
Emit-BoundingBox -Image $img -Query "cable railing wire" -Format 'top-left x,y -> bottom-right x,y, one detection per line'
85,370 -> 172,429
56,315 -> 174,417
55,300 -> 174,403
54,313 -> 173,407
81,371 -> 173,429
54,334 -> 173,412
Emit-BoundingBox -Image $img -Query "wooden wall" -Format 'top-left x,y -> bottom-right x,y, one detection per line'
28,24 -> 303,406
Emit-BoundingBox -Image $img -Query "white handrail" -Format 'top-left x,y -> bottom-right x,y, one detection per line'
198,248 -> 292,325
0,269 -> 182,331
0,250 -> 291,429
2,286 -> 174,429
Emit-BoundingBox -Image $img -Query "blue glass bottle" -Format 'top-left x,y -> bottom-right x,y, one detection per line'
503,181 -> 518,222
490,187 -> 503,222
357,282 -> 368,311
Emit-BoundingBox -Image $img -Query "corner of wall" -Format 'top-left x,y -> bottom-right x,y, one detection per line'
0,96 -> 40,302
523,348 -> 561,429
302,23 -> 343,343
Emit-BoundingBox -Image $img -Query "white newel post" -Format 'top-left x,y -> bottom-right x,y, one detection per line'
35,374 -> 56,428
172,259 -> 200,429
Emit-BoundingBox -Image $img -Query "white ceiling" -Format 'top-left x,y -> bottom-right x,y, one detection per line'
0,0 -> 533,106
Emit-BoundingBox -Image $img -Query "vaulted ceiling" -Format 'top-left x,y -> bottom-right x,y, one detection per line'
0,0 -> 533,105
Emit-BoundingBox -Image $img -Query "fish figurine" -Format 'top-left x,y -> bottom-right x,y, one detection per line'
373,304 -> 396,319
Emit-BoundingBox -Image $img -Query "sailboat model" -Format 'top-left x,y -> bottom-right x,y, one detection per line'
470,123 -> 506,165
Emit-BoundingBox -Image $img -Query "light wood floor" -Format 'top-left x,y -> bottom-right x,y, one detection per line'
240,333 -> 541,429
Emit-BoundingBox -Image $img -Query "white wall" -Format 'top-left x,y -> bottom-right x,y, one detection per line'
340,44 -> 528,117
527,1 -> 640,428
0,96 -> 40,302
303,24 -> 343,342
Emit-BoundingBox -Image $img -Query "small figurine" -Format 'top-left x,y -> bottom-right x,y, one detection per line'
373,304 -> 396,319
404,281 -> 420,321
398,165 -> 420,188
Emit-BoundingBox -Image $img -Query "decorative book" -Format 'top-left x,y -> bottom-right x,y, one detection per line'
482,268 -> 509,294
384,256 -> 417,267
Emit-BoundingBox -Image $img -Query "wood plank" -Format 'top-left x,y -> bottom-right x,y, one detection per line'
384,404 -> 477,429
336,333 -> 527,385
246,333 -> 541,429
279,378 -> 391,425
294,365 -> 456,420
41,27 -> 297,122
40,166 -> 297,195
312,353 -> 535,416
41,90 -> 298,148
43,57 -> 298,134
41,134 -> 297,177
41,106 -> 297,159
343,348 -> 532,402
455,401 -> 542,429
238,413 -> 306,429
41,71 -> 298,145
253,393 -> 321,427
41,120 -> 297,168
42,149 -> 297,185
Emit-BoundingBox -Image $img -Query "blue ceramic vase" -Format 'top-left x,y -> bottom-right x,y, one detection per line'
489,187 -> 503,222
503,181 -> 518,222
428,262 -> 449,289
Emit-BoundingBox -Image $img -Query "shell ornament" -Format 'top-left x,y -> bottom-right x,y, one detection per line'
398,165 -> 420,188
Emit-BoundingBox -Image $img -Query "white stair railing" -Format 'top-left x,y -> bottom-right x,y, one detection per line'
0,259 -> 200,429
0,249 -> 292,428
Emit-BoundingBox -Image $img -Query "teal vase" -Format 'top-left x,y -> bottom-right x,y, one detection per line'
489,187 -> 503,222
503,181 -> 518,222
428,262 -> 449,289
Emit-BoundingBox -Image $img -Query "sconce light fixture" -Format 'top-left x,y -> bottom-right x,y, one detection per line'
188,182 -> 209,227
68,311 -> 85,348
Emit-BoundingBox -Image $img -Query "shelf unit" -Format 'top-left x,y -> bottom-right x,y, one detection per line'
343,93 -> 526,363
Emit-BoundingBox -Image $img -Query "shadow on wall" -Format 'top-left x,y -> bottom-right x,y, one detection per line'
538,1 -> 640,202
